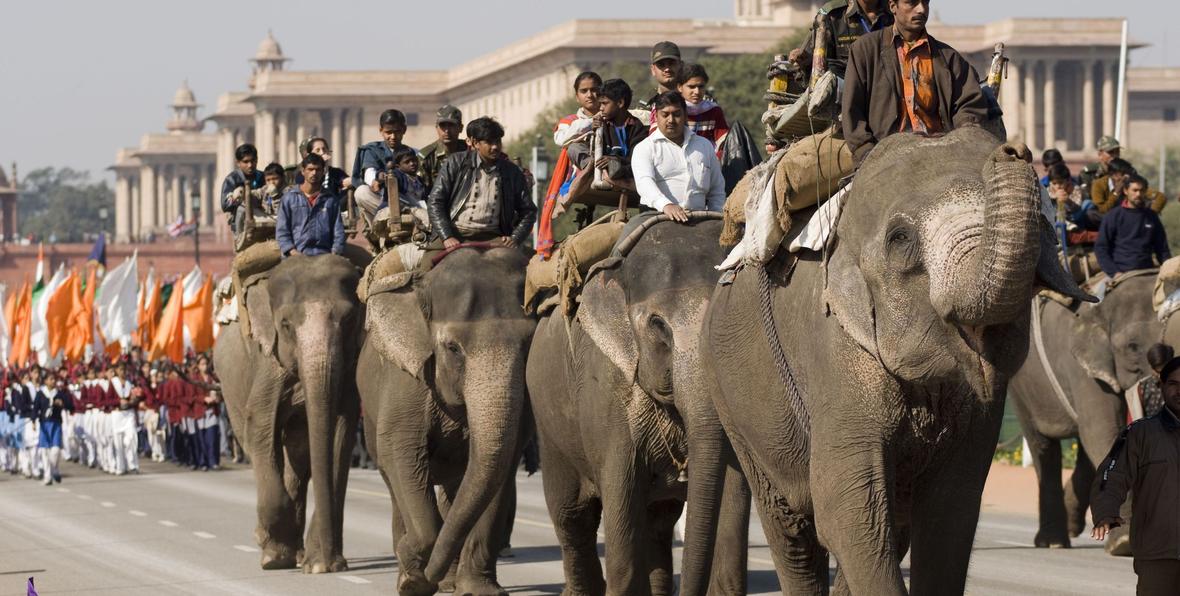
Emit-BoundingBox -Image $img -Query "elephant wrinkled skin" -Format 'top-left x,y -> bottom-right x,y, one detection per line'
1010,275 -> 1160,554
527,219 -> 751,596
357,247 -> 535,596
214,254 -> 364,574
702,127 -> 1092,595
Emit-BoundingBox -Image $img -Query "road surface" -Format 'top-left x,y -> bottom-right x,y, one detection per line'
0,461 -> 1134,595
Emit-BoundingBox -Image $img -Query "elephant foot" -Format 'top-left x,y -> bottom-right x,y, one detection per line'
398,569 -> 439,596
439,577 -> 455,593
301,553 -> 348,574
1105,527 -> 1133,557
1033,529 -> 1070,549
260,547 -> 299,570
1067,518 -> 1086,538
452,577 -> 508,596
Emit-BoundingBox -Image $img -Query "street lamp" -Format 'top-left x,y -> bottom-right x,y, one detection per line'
530,135 -> 550,243
98,207 -> 108,243
191,189 -> 201,265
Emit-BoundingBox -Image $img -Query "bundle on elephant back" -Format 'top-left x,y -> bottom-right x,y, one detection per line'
212,253 -> 368,574
528,212 -> 752,596
702,126 -> 1094,595
356,246 -> 536,596
1010,269 -> 1159,556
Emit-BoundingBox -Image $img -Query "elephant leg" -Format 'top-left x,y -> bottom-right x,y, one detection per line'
283,414 -> 311,565
709,455 -> 753,595
540,444 -> 604,596
734,442 -> 826,596
599,462 -> 650,596
1064,443 -> 1094,538
644,499 -> 681,596
906,401 -> 1003,596
244,378 -> 302,570
453,471 -> 514,596
1011,396 -> 1070,548
322,399 -> 359,571
435,482 -> 461,593
377,410 -> 442,595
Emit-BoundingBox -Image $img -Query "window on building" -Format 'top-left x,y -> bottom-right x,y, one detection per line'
1165,108 -> 1178,123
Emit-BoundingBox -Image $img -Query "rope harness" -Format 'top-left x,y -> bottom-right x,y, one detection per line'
1031,297 -> 1079,421
753,263 -> 811,441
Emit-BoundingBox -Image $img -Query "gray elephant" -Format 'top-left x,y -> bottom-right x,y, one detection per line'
213,254 -> 365,573
357,247 -> 535,596
702,127 -> 1092,594
1010,272 -> 1160,554
527,216 -> 750,596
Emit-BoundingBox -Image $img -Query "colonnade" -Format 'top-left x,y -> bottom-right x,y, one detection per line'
113,163 -> 218,243
1005,57 -> 1128,153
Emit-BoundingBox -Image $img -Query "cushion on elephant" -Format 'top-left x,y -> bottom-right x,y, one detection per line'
358,248 -> 410,303
231,240 -> 282,339
1153,255 -> 1180,312
556,220 -> 625,317
524,253 -> 559,315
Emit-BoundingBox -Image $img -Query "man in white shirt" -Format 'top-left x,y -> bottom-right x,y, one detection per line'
631,91 -> 726,223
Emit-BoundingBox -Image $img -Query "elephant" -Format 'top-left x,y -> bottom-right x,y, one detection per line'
527,216 -> 751,596
1009,271 -> 1161,553
701,126 -> 1093,595
357,246 -> 536,596
213,254 -> 365,573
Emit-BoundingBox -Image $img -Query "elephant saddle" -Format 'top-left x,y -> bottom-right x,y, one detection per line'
524,219 -> 625,316
231,240 -> 282,339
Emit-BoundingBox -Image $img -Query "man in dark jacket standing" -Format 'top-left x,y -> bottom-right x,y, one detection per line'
841,0 -> 990,165
427,117 -> 537,250
1095,174 -> 1171,276
1092,356 -> 1180,594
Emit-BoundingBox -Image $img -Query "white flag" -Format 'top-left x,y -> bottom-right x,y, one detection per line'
31,264 -> 66,366
181,265 -> 202,350
0,284 -> 8,363
97,251 -> 140,344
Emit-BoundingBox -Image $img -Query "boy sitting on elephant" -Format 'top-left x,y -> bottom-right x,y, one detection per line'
567,78 -> 649,185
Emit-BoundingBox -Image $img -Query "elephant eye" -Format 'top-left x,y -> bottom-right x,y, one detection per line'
885,220 -> 922,272
648,315 -> 673,347
887,227 -> 911,244
1127,342 -> 1140,353
444,340 -> 462,355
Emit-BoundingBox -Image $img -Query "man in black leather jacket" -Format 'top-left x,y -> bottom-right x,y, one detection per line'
426,117 -> 537,249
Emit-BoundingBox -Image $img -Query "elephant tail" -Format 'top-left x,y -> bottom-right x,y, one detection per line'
753,263 -> 811,444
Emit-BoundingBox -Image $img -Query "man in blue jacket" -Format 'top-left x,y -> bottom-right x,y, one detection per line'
1095,174 -> 1171,277
277,154 -> 345,258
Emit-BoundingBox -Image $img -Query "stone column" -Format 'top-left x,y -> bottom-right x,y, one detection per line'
115,173 -> 131,243
256,109 -> 276,164
182,168 -> 193,224
1120,64 -> 1130,148
330,108 -> 344,171
1082,60 -> 1096,152
216,127 -> 234,181
170,167 -> 182,225
1022,60 -> 1038,149
294,110 -> 307,156
276,108 -> 290,165
140,165 -> 156,236
129,176 -> 140,242
1042,59 -> 1057,150
1001,60 -> 1021,143
203,164 -> 214,227
1102,60 -> 1116,140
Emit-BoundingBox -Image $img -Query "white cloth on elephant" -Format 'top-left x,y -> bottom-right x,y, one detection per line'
788,184 -> 847,253
397,242 -> 425,272
716,150 -> 788,271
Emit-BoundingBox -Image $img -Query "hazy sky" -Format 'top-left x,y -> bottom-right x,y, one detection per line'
0,0 -> 1176,181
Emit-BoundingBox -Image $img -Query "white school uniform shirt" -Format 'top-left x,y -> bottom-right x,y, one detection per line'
631,126 -> 726,213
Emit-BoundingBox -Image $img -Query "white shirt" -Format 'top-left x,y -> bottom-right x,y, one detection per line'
553,108 -> 595,146
632,127 -> 726,212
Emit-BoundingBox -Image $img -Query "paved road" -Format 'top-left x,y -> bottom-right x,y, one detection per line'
0,461 -> 1134,595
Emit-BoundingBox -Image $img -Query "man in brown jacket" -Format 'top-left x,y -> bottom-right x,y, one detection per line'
1091,357 -> 1180,594
841,0 -> 990,165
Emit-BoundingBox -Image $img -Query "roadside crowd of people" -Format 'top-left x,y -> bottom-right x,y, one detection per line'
0,349 -> 240,485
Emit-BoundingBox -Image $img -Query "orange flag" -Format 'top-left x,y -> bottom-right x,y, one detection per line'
182,274 -> 215,354
64,266 -> 97,361
137,276 -> 161,349
3,283 -> 17,340
9,282 -> 32,366
149,277 -> 185,363
45,270 -> 80,360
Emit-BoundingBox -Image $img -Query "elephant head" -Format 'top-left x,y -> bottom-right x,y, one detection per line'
363,247 -> 535,583
1072,276 -> 1161,393
578,218 -> 729,594
245,254 -> 363,570
823,126 -> 1093,402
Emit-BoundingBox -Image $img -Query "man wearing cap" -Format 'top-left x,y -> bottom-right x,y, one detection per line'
789,0 -> 893,81
842,0 -> 990,165
1080,135 -> 1123,200
645,41 -> 683,120
419,105 -> 467,189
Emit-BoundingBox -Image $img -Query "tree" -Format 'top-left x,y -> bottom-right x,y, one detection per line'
18,167 -> 114,244
1129,146 -> 1180,254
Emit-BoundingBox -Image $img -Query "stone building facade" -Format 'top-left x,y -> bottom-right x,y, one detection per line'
112,2 -> 1180,242
0,164 -> 17,242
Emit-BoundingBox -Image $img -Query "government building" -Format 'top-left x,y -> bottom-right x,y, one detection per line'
111,0 -> 1180,243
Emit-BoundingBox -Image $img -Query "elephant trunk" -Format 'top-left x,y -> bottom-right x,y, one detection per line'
677,379 -> 727,596
424,350 -> 524,583
951,142 -> 1042,327
296,308 -> 346,568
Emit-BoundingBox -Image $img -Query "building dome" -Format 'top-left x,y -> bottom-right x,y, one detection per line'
172,80 -> 198,108
254,31 -> 287,62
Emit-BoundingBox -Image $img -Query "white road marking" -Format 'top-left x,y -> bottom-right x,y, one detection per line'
234,545 -> 259,553
56,488 -> 70,493
339,576 -> 371,584
994,539 -> 1030,547
129,510 -> 148,517
76,494 -> 93,500
158,520 -> 179,527
193,531 -> 217,539
348,488 -> 389,498
100,501 -> 117,508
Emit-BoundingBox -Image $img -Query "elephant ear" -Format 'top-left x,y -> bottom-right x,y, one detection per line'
245,281 -> 277,358
822,238 -> 879,359
1071,304 -> 1121,392
577,268 -> 638,386
366,272 -> 433,379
